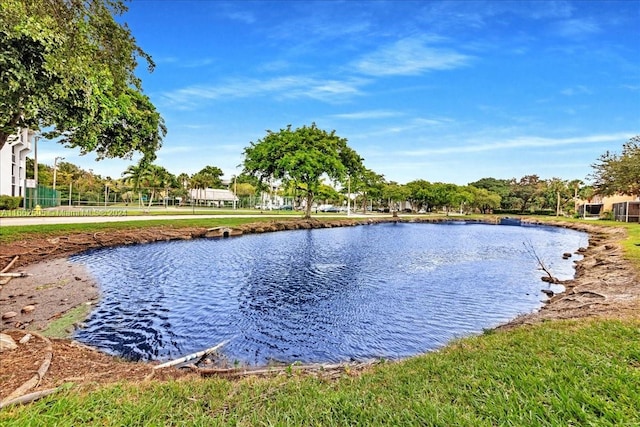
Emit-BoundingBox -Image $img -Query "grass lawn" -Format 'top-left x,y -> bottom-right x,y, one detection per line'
0,217 -> 290,244
1,216 -> 639,425
1,319 -> 638,426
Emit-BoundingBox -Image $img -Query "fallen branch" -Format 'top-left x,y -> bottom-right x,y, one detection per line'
153,340 -> 229,370
523,240 -> 557,282
0,272 -> 31,278
197,361 -> 378,379
1,255 -> 19,273
1,331 -> 53,404
0,388 -> 60,409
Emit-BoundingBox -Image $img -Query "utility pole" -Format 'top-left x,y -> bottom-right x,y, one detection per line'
233,175 -> 237,210
33,133 -> 39,208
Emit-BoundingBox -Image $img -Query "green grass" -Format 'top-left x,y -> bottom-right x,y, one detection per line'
616,223 -> 640,269
0,217 -> 295,244
40,305 -> 93,339
1,319 -> 638,426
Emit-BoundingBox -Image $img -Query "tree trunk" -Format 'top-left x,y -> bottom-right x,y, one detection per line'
304,191 -> 313,219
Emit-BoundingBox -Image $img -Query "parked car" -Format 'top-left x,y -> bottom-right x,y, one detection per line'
278,205 -> 293,210
319,205 -> 339,212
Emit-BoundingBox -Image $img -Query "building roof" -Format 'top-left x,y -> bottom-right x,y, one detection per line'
189,188 -> 238,201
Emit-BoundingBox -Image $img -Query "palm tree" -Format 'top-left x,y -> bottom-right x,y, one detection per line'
122,164 -> 146,207
122,163 -> 174,208
140,165 -> 173,209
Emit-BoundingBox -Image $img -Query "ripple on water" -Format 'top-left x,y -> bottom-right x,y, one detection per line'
73,222 -> 587,364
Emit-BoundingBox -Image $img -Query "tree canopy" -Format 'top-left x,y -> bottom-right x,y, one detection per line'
191,166 -> 224,189
0,0 -> 165,161
591,136 -> 640,197
242,123 -> 363,218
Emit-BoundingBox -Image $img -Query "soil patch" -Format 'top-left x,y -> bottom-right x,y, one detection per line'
1,218 -> 639,402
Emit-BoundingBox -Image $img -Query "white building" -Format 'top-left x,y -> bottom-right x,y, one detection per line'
0,128 -> 34,198
189,188 -> 238,207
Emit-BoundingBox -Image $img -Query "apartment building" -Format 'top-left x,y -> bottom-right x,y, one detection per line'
0,128 -> 34,198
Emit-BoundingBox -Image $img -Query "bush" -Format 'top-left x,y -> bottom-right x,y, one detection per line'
599,210 -> 614,221
0,195 -> 23,210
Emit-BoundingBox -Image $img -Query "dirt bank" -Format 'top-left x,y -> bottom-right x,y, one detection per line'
1,218 -> 638,402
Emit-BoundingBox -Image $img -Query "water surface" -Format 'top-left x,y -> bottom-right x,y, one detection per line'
73,222 -> 587,364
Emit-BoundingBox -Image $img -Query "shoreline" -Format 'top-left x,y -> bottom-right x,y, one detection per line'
1,217 -> 639,357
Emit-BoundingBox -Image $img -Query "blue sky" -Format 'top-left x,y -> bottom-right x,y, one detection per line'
39,0 -> 639,185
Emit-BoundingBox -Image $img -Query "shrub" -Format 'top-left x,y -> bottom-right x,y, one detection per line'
0,195 -> 23,210
599,210 -> 614,221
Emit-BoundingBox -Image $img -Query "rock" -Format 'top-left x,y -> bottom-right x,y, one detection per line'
563,252 -> 572,258
0,333 -> 17,352
2,311 -> 18,320
541,289 -> 555,297
19,333 -> 32,344
21,305 -> 36,314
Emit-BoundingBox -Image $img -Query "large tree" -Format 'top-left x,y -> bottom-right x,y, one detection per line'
353,168 -> 384,212
0,0 -> 165,161
591,136 -> 640,197
191,165 -> 224,189
466,186 -> 501,214
468,177 -> 511,209
243,123 -> 363,218
510,175 -> 543,213
382,181 -> 410,211
430,182 -> 459,214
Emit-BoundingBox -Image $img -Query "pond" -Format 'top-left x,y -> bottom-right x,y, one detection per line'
72,222 -> 588,365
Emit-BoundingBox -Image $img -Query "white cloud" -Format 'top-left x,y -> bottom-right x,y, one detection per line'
179,58 -> 216,68
155,57 -> 216,68
353,36 -> 472,76
621,84 -> 640,92
418,1 -> 575,29
160,76 -> 369,109
225,10 -> 256,24
553,18 -> 601,38
158,145 -> 193,155
331,110 -> 403,120
399,132 -> 635,156
348,116 -> 455,140
560,85 -> 593,96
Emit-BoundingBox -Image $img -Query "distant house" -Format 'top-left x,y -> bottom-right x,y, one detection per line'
577,202 -> 603,219
577,194 -> 639,221
189,188 -> 238,207
0,128 -> 34,199
612,201 -> 640,223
